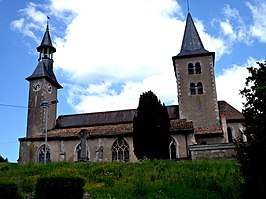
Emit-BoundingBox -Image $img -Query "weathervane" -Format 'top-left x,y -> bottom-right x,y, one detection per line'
46,16 -> 50,30
187,0 -> 190,12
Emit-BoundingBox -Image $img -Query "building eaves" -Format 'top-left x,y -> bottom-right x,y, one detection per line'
26,59 -> 62,88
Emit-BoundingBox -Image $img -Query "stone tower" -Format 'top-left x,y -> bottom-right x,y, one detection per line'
172,12 -> 220,129
26,23 -> 62,136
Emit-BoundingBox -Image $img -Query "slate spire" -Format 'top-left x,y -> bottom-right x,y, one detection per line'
26,21 -> 62,89
177,12 -> 210,57
36,21 -> 56,54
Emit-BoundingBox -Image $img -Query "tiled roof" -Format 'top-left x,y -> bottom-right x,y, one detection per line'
56,105 -> 179,128
36,25 -> 56,53
21,101 -> 243,141
218,101 -> 244,121
194,125 -> 223,135
21,119 -> 193,140
26,59 -> 62,88
26,123 -> 133,139
56,101 -> 243,129
171,119 -> 193,130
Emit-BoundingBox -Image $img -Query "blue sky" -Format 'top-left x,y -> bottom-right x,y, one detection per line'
0,0 -> 265,162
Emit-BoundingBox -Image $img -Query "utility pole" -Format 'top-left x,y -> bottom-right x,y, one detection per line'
41,101 -> 49,164
41,99 -> 58,164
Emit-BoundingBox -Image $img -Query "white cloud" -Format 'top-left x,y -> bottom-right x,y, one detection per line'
220,20 -> 234,36
195,19 -> 228,60
12,0 -> 239,114
223,4 -> 239,19
10,2 -> 48,41
66,70 -> 177,113
215,4 -> 252,46
53,0 -> 184,83
218,1 -> 266,45
216,57 -> 259,112
50,0 -> 185,112
246,0 -> 266,42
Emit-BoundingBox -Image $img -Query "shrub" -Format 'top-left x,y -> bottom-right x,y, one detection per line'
0,155 -> 8,162
133,91 -> 170,160
0,182 -> 20,199
34,176 -> 85,199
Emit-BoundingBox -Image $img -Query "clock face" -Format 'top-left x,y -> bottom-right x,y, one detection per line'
32,82 -> 41,92
47,84 -> 52,94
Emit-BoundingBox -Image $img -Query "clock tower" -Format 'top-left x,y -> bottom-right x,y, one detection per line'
26,23 -> 62,136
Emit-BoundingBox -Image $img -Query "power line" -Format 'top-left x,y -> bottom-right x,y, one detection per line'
0,103 -> 27,109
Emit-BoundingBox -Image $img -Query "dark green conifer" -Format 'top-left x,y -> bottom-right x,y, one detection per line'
133,91 -> 170,160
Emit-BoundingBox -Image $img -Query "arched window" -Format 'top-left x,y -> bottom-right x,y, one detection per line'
188,63 -> 194,75
75,143 -> 89,162
112,138 -> 129,162
227,127 -> 233,143
96,146 -> 103,162
197,82 -> 203,94
190,83 -> 196,95
76,143 -> 82,162
195,62 -> 201,74
169,137 -> 177,160
38,144 -> 50,163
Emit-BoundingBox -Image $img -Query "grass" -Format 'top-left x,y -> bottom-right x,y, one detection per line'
0,159 -> 244,199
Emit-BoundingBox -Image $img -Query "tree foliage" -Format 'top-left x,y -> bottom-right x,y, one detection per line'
133,91 -> 170,160
0,155 -> 8,163
235,61 -> 266,199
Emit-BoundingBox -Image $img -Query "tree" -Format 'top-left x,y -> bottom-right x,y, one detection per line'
133,90 -> 170,160
235,61 -> 266,199
0,155 -> 8,163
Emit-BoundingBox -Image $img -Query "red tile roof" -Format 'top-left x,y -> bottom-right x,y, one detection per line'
218,101 -> 244,121
194,125 -> 223,135
21,119 -> 193,140
56,105 -> 179,128
56,101 -> 243,129
21,101 -> 243,141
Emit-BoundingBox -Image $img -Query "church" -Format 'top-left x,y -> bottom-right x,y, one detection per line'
18,11 -> 245,163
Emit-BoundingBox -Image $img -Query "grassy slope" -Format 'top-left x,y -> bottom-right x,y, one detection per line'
0,159 -> 243,199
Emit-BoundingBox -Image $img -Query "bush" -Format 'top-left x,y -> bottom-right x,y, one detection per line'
0,182 -> 20,199
35,176 -> 85,199
0,155 -> 8,163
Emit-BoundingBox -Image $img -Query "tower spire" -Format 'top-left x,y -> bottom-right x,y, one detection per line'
26,23 -> 62,89
177,12 -> 210,57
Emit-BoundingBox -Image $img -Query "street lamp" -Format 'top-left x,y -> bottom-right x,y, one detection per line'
41,99 -> 58,164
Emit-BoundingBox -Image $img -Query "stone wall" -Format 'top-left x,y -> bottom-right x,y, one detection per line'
19,137 -> 138,163
19,132 -> 194,163
189,143 -> 236,160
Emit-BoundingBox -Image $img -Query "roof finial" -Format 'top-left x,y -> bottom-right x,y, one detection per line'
187,0 -> 190,13
46,16 -> 50,30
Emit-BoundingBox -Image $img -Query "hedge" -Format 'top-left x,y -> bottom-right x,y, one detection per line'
35,176 -> 85,199
0,182 -> 20,199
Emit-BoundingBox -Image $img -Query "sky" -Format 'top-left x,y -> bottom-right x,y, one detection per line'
0,0 -> 265,163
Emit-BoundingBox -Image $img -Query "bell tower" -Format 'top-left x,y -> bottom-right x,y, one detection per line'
26,22 -> 62,136
172,12 -> 220,129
